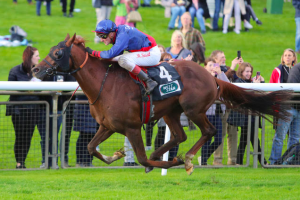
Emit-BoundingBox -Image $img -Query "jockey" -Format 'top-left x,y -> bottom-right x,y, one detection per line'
86,19 -> 161,94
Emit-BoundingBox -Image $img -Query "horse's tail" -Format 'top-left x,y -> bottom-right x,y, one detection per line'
215,78 -> 293,122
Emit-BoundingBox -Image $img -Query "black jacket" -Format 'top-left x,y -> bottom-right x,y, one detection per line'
6,64 -> 40,115
287,63 -> 300,110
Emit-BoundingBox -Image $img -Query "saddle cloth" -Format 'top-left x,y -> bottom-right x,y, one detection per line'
129,62 -> 184,124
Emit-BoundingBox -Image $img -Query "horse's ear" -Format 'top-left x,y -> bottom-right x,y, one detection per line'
64,33 -> 70,41
66,33 -> 76,47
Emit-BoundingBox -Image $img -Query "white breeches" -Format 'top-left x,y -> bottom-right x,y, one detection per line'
114,46 -> 161,72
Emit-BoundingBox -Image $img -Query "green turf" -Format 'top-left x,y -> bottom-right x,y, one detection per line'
0,168 -> 300,199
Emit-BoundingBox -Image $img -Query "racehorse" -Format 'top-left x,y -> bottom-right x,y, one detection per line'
32,34 -> 292,175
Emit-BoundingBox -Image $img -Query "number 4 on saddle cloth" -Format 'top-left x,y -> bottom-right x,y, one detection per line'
129,62 -> 184,124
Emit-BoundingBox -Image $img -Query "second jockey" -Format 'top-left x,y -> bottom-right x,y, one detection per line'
86,19 -> 161,94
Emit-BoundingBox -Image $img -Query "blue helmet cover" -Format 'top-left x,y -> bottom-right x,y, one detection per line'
94,19 -> 117,34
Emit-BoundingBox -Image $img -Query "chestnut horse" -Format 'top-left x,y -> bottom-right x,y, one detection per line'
32,34 -> 292,174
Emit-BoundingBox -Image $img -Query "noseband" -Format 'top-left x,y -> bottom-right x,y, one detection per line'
43,41 -> 88,76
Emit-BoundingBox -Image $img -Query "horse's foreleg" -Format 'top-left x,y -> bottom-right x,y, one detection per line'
184,113 -> 216,175
88,126 -> 125,165
125,128 -> 184,171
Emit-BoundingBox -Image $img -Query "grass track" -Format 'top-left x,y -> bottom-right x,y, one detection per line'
1,168 -> 300,199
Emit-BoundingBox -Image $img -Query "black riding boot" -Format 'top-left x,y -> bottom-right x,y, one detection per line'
137,70 -> 158,94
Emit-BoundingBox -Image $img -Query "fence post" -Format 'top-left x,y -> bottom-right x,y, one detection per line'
51,93 -> 59,169
246,115 -> 251,166
253,116 -> 259,168
161,125 -> 171,176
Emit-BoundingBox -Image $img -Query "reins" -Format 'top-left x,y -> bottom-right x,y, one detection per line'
88,66 -> 110,105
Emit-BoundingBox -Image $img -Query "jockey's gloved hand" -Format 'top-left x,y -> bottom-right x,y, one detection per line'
85,47 -> 94,55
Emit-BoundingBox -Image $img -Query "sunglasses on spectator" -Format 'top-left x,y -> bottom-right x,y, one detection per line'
164,58 -> 170,61
97,33 -> 108,39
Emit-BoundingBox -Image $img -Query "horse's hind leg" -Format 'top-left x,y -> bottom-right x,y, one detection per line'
125,128 -> 184,170
88,125 -> 125,165
145,111 -> 187,172
184,113 -> 216,175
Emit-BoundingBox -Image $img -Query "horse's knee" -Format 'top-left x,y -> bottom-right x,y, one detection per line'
87,143 -> 96,156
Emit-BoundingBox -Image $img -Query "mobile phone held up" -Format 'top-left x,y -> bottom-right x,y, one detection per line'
256,71 -> 260,79
237,50 -> 241,59
213,63 -> 219,68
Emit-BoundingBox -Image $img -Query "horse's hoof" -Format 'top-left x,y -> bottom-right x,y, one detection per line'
114,150 -> 126,158
175,156 -> 185,165
186,165 -> 194,175
145,166 -> 154,173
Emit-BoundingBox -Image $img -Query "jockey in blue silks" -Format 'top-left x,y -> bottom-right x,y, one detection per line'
86,19 -> 161,94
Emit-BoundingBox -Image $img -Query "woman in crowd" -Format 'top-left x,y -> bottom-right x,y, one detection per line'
231,62 -> 267,165
200,57 -> 228,165
6,46 -> 40,169
166,30 -> 192,60
269,48 -> 300,165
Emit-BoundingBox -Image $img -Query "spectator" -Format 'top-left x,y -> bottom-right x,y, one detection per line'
113,0 -> 138,27
158,44 -> 166,54
62,0 -> 75,17
166,30 -> 192,60
6,46 -> 40,169
180,12 -> 205,49
270,48 -> 297,83
232,62 -> 267,165
189,42 -> 205,64
36,0 -> 52,16
269,48 -> 299,164
200,57 -> 228,165
211,51 -> 240,165
293,0 -> 300,54
161,52 -> 172,61
242,0 -> 262,32
13,0 -> 33,4
93,0 -> 113,43
167,0 -> 186,30
223,0 -> 253,34
124,137 -> 139,166
210,50 -> 239,82
188,0 -> 206,33
73,95 -> 98,167
212,0 -> 225,31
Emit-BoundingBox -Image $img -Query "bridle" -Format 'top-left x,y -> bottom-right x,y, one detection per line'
43,40 -> 109,106
43,41 -> 89,76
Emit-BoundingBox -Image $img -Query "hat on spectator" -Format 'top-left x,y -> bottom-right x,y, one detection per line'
93,19 -> 117,34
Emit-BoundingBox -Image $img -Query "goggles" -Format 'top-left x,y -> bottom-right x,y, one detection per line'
97,33 -> 108,39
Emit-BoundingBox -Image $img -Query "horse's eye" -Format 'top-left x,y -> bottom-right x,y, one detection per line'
56,50 -> 63,59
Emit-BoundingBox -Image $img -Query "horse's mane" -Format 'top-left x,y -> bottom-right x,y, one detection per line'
72,35 -> 126,73
74,35 -> 86,47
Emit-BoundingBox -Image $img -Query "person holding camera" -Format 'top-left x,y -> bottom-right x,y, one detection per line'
228,62 -> 267,165
210,50 -> 240,165
200,57 -> 229,165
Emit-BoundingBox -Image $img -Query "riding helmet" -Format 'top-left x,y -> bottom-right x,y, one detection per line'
93,19 -> 117,34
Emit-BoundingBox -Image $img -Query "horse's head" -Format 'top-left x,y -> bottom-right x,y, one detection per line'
32,33 -> 79,79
